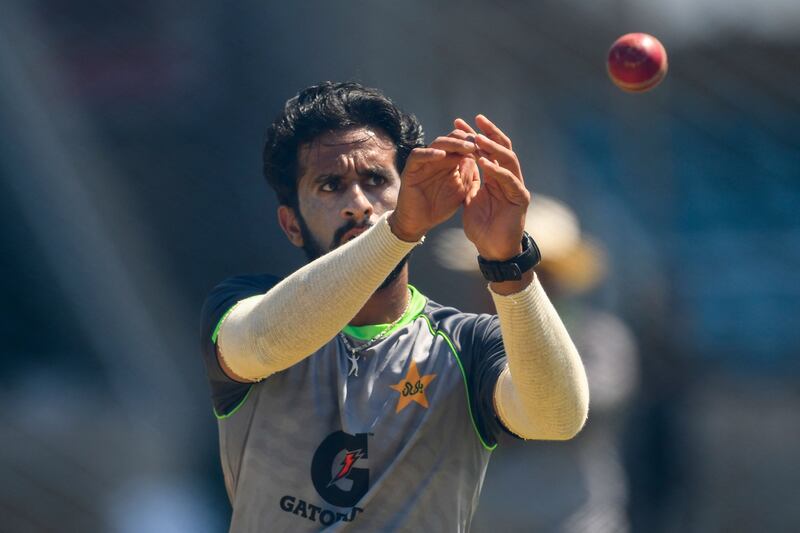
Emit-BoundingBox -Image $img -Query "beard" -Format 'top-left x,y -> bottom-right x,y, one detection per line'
296,211 -> 411,291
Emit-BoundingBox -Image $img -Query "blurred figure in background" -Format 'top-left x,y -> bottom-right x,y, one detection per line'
436,195 -> 639,532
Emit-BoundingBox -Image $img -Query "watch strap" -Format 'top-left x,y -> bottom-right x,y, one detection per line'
477,232 -> 541,282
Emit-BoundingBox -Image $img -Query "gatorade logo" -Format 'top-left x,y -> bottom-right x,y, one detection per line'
310,431 -> 370,507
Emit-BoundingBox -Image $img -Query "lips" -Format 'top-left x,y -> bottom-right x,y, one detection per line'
341,227 -> 368,244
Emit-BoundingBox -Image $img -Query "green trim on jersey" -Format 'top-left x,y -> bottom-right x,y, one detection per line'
211,302 -> 253,419
214,386 -> 254,419
343,284 -> 427,340
211,304 -> 237,344
419,314 -> 497,452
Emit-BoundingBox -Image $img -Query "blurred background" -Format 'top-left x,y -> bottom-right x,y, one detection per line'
1,1 -> 799,531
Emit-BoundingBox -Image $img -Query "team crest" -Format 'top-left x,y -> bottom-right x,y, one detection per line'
390,360 -> 436,412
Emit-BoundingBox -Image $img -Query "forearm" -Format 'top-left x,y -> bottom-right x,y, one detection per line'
217,211 -> 420,380
491,274 -> 589,440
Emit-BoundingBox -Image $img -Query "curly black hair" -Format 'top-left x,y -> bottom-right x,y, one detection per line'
262,81 -> 425,208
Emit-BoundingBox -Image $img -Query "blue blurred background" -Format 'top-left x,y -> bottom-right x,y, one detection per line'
1,1 -> 798,531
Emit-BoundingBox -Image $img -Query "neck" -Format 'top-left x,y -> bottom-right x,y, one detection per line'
349,266 -> 409,326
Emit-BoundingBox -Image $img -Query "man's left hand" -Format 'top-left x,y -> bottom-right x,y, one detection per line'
454,115 -> 530,261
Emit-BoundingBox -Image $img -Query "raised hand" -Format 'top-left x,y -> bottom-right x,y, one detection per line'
388,136 -> 477,242
455,115 -> 530,261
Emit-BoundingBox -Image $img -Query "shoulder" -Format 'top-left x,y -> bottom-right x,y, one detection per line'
199,273 -> 282,416
200,273 -> 282,341
421,299 -> 499,353
208,273 -> 281,297
422,298 -> 480,326
202,273 -> 281,312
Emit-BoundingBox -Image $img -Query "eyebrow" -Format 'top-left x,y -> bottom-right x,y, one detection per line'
311,167 -> 395,185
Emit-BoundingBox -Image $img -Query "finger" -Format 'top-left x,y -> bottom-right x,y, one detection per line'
447,130 -> 478,151
447,130 -> 481,165
408,152 -> 470,183
405,146 -> 446,168
476,114 -> 512,149
460,155 -> 479,177
443,164 -> 470,201
477,157 -> 530,206
477,156 -> 526,202
456,165 -> 470,198
454,117 -> 478,135
429,152 -> 472,169
410,146 -> 447,160
448,129 -> 473,142
461,158 -> 481,204
448,157 -> 475,199
428,135 -> 478,155
475,134 -> 521,177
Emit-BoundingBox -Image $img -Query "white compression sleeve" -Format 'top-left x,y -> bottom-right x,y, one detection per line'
491,275 -> 590,440
216,211 -> 421,381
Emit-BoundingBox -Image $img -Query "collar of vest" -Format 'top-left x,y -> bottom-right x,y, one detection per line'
342,284 -> 427,341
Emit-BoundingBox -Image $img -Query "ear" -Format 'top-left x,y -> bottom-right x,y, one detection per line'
277,205 -> 304,248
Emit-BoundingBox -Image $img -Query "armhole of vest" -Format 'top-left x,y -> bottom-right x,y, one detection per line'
211,303 -> 238,344
213,385 -> 254,420
419,313 -> 497,452
210,301 -> 253,419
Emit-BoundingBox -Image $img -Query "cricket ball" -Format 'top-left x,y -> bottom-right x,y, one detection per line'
607,33 -> 668,93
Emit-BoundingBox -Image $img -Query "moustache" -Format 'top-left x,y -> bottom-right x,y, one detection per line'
331,220 -> 373,248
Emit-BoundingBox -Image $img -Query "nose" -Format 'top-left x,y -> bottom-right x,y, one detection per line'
340,183 -> 374,223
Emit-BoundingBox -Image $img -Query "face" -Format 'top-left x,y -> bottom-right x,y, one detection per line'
278,126 -> 402,260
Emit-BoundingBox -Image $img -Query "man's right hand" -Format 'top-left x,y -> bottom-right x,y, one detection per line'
388,136 -> 478,242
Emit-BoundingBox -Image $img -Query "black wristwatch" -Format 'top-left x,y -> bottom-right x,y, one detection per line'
477,232 -> 541,282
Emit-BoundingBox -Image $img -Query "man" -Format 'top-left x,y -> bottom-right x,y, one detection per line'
200,81 -> 589,532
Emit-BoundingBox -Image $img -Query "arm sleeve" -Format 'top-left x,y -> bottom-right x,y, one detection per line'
199,274 -> 280,416
490,274 -> 590,440
216,211 -> 422,381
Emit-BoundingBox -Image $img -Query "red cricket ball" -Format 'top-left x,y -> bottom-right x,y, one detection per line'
607,33 -> 668,93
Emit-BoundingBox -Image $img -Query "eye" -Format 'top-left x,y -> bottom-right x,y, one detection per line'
365,174 -> 387,187
320,178 -> 340,192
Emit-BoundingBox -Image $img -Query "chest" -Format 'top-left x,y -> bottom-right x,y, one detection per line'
279,326 -> 465,435
218,321 -> 486,521
232,325 -> 471,471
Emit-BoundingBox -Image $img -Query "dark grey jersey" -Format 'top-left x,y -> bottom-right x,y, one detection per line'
200,275 -> 511,532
